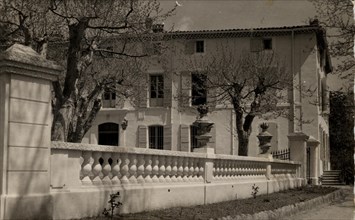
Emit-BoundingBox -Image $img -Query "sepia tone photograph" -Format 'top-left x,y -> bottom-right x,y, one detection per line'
0,0 -> 353,219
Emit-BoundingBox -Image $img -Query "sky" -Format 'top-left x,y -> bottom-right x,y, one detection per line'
160,0 -> 316,31
159,0 -> 352,91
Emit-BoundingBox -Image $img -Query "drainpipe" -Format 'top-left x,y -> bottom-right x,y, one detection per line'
290,30 -> 295,133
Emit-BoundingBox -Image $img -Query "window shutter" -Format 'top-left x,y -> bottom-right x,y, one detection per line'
266,122 -> 278,152
163,73 -> 172,107
209,125 -> 216,148
180,71 -> 191,108
138,74 -> 148,108
250,38 -> 262,52
163,125 -> 172,150
180,125 -> 190,152
138,125 -> 147,148
184,41 -> 194,55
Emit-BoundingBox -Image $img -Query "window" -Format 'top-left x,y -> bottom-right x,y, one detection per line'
98,123 -> 119,146
150,75 -> 164,107
250,38 -> 273,52
191,73 -> 207,106
263,39 -> 272,50
102,88 -> 116,108
149,125 -> 164,149
196,40 -> 204,53
152,42 -> 162,55
190,125 -> 198,150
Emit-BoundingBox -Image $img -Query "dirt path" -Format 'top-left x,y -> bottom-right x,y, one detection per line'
289,186 -> 354,220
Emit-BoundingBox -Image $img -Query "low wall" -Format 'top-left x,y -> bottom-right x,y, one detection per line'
50,142 -> 302,219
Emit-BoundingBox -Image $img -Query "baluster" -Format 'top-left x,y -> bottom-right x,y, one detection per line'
151,155 -> 160,183
92,152 -> 103,184
158,156 -> 166,183
128,154 -> 138,184
198,158 -> 204,182
144,155 -> 153,183
170,157 -> 178,182
165,156 -> 172,183
182,157 -> 189,182
102,152 -> 112,185
188,157 -> 195,181
214,160 -> 220,181
137,155 -> 145,184
193,158 -> 200,182
81,151 -> 93,185
231,161 -> 236,179
226,160 -> 232,180
120,154 -> 130,184
241,162 -> 246,178
177,157 -> 184,182
111,154 -> 121,185
220,160 -> 225,180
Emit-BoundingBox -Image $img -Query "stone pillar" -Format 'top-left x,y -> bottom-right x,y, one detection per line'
0,44 -> 61,219
288,132 -> 309,185
307,136 -> 320,185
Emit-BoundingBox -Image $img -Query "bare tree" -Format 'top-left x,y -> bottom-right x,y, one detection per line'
0,0 -> 176,142
311,0 -> 354,74
188,47 -> 289,156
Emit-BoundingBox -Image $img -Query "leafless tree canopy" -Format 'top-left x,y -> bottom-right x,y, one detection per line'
0,0 -> 176,142
311,0 -> 354,74
187,46 -> 290,156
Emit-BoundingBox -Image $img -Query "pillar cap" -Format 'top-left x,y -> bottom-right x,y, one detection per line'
307,135 -> 320,147
287,132 -> 309,141
0,43 -> 62,81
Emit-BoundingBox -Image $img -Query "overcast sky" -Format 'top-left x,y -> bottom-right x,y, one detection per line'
160,0 -> 316,31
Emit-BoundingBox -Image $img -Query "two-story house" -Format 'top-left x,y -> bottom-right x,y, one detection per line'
82,23 -> 332,172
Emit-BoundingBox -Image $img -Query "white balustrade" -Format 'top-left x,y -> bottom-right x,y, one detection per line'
52,142 -> 301,188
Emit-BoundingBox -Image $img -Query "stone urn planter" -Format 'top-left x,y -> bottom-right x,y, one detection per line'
257,123 -> 273,154
192,105 -> 214,154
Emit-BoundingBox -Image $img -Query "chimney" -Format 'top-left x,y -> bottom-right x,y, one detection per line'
152,23 -> 164,33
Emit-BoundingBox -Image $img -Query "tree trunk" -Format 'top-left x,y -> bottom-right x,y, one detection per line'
51,99 -> 74,142
234,104 -> 255,156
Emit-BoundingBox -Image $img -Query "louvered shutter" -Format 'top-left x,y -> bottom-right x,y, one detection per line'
185,41 -> 195,55
250,38 -> 262,52
138,125 -> 147,148
180,125 -> 190,152
180,71 -> 191,108
266,122 -> 278,152
138,74 -> 148,108
163,73 -> 172,107
209,125 -> 216,148
163,125 -> 172,150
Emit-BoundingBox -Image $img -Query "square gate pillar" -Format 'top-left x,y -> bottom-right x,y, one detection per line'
307,136 -> 320,185
288,132 -> 309,185
0,44 -> 62,219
